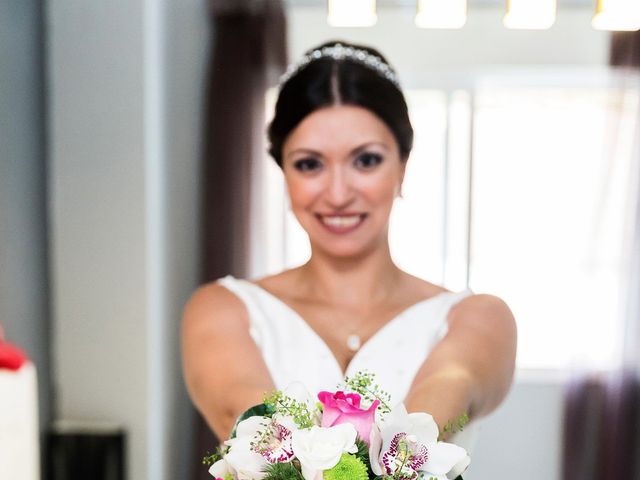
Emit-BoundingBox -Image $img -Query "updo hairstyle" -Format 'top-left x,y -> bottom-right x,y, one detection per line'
267,41 -> 414,167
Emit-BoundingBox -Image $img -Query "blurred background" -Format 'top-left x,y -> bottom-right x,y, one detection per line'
1,0 -> 639,479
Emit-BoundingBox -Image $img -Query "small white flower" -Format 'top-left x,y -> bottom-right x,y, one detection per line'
369,405 -> 469,480
291,424 -> 358,480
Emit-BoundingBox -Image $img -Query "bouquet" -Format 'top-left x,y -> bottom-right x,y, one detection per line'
205,372 -> 470,480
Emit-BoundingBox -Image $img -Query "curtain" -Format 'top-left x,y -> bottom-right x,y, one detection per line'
562,32 -> 640,480
191,1 -> 286,479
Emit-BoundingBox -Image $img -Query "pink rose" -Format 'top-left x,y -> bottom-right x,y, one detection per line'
317,390 -> 380,444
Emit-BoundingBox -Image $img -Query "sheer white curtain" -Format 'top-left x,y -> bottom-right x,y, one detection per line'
562,60 -> 640,479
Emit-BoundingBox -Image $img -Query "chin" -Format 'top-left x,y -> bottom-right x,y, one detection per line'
309,237 -> 382,260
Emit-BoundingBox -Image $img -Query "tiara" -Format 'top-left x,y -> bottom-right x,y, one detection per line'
279,43 -> 401,89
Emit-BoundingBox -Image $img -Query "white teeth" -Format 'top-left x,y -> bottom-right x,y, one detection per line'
321,215 -> 362,228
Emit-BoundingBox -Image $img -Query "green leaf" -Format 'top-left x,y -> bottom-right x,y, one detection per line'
353,439 -> 375,478
262,462 -> 304,480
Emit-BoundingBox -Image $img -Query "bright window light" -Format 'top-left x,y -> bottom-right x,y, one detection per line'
415,0 -> 467,29
592,0 -> 640,31
469,85 -> 638,370
504,0 -> 556,30
328,0 -> 377,27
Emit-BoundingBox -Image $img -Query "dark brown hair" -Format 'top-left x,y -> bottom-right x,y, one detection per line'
267,41 -> 414,167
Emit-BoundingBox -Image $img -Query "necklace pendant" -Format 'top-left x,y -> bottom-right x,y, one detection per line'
347,334 -> 361,352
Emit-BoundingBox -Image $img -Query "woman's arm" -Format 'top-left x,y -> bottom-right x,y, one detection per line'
181,283 -> 275,440
404,293 -> 517,436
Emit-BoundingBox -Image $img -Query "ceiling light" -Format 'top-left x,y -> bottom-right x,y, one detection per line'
327,0 -> 377,27
504,0 -> 556,30
415,0 -> 467,29
592,0 -> 640,31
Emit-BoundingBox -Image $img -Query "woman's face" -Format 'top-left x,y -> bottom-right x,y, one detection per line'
281,105 -> 406,258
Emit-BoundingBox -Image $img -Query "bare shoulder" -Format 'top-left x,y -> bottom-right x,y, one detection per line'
182,281 -> 250,334
448,292 -> 517,340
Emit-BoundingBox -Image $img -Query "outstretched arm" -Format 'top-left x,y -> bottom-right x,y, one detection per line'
181,283 -> 276,440
404,293 -> 517,436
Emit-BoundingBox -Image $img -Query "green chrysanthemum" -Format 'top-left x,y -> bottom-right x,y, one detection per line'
323,454 -> 368,480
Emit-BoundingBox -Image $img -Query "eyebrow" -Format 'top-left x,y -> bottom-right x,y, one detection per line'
285,142 -> 390,160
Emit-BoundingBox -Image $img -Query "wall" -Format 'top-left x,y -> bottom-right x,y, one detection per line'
468,376 -> 565,479
286,5 -> 607,480
0,0 -> 51,437
162,0 -> 210,477
288,6 -> 608,88
47,1 -> 209,479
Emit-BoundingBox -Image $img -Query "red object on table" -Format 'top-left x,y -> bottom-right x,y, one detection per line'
0,326 -> 28,370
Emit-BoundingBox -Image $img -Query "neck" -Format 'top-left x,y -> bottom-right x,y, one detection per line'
296,239 -> 402,309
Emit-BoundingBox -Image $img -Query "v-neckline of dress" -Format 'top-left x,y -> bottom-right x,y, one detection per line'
239,279 -> 455,378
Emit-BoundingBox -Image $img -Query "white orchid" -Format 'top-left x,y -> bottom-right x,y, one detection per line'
208,457 -> 232,479
368,404 -> 470,480
291,423 -> 359,480
219,416 -> 269,480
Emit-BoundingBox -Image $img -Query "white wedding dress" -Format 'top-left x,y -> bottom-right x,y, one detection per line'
217,275 -> 479,450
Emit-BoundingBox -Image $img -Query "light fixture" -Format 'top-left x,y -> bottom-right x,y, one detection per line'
327,0 -> 377,27
415,0 -> 467,29
504,0 -> 556,30
592,0 -> 640,31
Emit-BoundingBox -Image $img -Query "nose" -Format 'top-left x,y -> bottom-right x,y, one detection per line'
325,165 -> 354,208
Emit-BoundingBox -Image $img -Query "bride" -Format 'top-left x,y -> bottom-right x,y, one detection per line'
181,41 -> 517,444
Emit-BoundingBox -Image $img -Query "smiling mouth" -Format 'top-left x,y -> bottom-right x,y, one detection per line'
316,213 -> 367,233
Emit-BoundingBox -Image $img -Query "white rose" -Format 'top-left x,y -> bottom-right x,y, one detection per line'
291,424 -> 358,480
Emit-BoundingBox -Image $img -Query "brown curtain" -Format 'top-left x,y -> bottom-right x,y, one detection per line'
562,31 -> 640,480
562,372 -> 640,479
191,1 -> 286,479
610,31 -> 640,67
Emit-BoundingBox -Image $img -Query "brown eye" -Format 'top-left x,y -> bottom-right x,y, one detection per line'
293,157 -> 322,172
354,152 -> 384,170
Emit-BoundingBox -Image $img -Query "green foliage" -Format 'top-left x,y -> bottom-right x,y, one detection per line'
202,444 -> 228,466
440,412 -> 470,440
263,390 -> 316,429
323,454 -> 368,480
201,451 -> 217,467
340,371 -> 392,414
354,438 -> 375,478
262,461 -> 305,480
